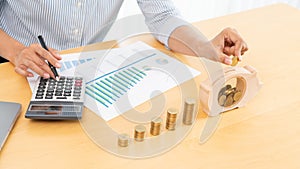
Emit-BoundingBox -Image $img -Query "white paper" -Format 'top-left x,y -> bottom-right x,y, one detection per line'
27,42 -> 201,121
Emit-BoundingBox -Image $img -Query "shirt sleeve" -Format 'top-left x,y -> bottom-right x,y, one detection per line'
0,0 -> 4,29
137,0 -> 189,47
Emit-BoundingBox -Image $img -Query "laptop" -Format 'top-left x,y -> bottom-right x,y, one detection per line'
0,101 -> 21,151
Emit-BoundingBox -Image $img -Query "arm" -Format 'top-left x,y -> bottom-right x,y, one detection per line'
0,29 -> 61,78
168,26 -> 248,65
137,0 -> 247,65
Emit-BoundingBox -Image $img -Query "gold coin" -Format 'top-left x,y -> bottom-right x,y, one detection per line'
218,95 -> 227,106
231,56 -> 238,66
135,125 -> 146,133
224,94 -> 234,107
233,91 -> 242,102
118,133 -> 129,147
219,85 -> 231,98
134,125 -> 146,142
224,87 -> 235,96
150,117 -> 162,136
167,108 -> 178,117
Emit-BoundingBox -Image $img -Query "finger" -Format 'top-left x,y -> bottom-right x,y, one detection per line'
15,65 -> 34,77
26,60 -> 51,79
219,53 -> 232,65
19,65 -> 34,77
21,49 -> 55,79
31,44 -> 61,68
234,40 -> 242,57
49,48 -> 62,60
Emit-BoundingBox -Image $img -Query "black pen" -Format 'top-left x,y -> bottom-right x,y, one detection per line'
37,35 -> 59,80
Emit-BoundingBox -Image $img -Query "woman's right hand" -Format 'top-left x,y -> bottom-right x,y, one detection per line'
13,44 -> 61,79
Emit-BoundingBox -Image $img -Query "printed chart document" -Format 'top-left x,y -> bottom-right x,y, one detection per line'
27,42 -> 201,121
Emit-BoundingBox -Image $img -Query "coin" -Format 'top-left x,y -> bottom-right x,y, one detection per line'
134,125 -> 146,142
219,84 -> 232,97
166,108 -> 178,130
218,94 -> 227,106
150,117 -> 162,136
183,98 -> 196,125
233,90 -> 242,102
224,94 -> 234,107
118,133 -> 130,147
231,55 -> 238,66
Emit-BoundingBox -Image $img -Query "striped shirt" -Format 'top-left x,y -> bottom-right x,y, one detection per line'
0,0 -> 187,50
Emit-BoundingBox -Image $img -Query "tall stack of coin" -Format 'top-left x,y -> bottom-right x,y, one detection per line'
183,98 -> 196,125
218,84 -> 243,107
166,108 -> 178,131
134,125 -> 146,142
150,117 -> 162,136
118,133 -> 130,147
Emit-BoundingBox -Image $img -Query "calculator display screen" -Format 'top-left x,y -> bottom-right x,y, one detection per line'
30,105 -> 63,111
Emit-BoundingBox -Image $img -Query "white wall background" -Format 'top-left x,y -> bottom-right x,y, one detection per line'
117,0 -> 300,22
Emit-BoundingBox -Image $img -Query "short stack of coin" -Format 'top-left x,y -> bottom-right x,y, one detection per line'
182,98 -> 196,125
118,133 -> 130,147
150,117 -> 162,136
134,125 -> 146,142
166,108 -> 178,130
218,84 -> 243,107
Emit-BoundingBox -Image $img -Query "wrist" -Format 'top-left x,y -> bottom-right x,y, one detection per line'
6,42 -> 26,65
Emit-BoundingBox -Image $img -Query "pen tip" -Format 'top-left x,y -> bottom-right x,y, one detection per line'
56,77 -> 60,81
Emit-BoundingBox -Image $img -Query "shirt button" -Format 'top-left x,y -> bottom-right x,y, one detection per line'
77,2 -> 82,7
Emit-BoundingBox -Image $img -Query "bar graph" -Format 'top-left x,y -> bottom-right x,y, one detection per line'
85,66 -> 147,108
58,57 -> 96,72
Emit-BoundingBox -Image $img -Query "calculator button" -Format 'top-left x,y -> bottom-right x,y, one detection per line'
67,77 -> 74,80
35,96 -> 43,99
38,86 -> 46,90
56,86 -> 64,90
75,77 -> 83,80
73,93 -> 81,97
64,90 -> 71,93
65,86 -> 72,90
46,93 -> 53,96
36,92 -> 44,96
39,82 -> 47,86
75,83 -> 82,87
64,93 -> 71,96
37,89 -> 44,93
74,86 -> 81,90
47,89 -> 54,93
55,92 -> 63,96
73,90 -> 81,93
56,89 -> 63,93
56,96 -> 67,99
45,96 -> 53,99
47,86 -> 55,89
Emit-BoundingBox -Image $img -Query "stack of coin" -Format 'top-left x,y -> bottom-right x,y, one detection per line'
118,133 -> 130,147
134,125 -> 146,142
150,117 -> 162,136
182,98 -> 196,125
166,108 -> 178,131
218,84 -> 243,107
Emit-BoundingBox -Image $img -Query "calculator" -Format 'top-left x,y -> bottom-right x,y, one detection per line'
25,76 -> 85,120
